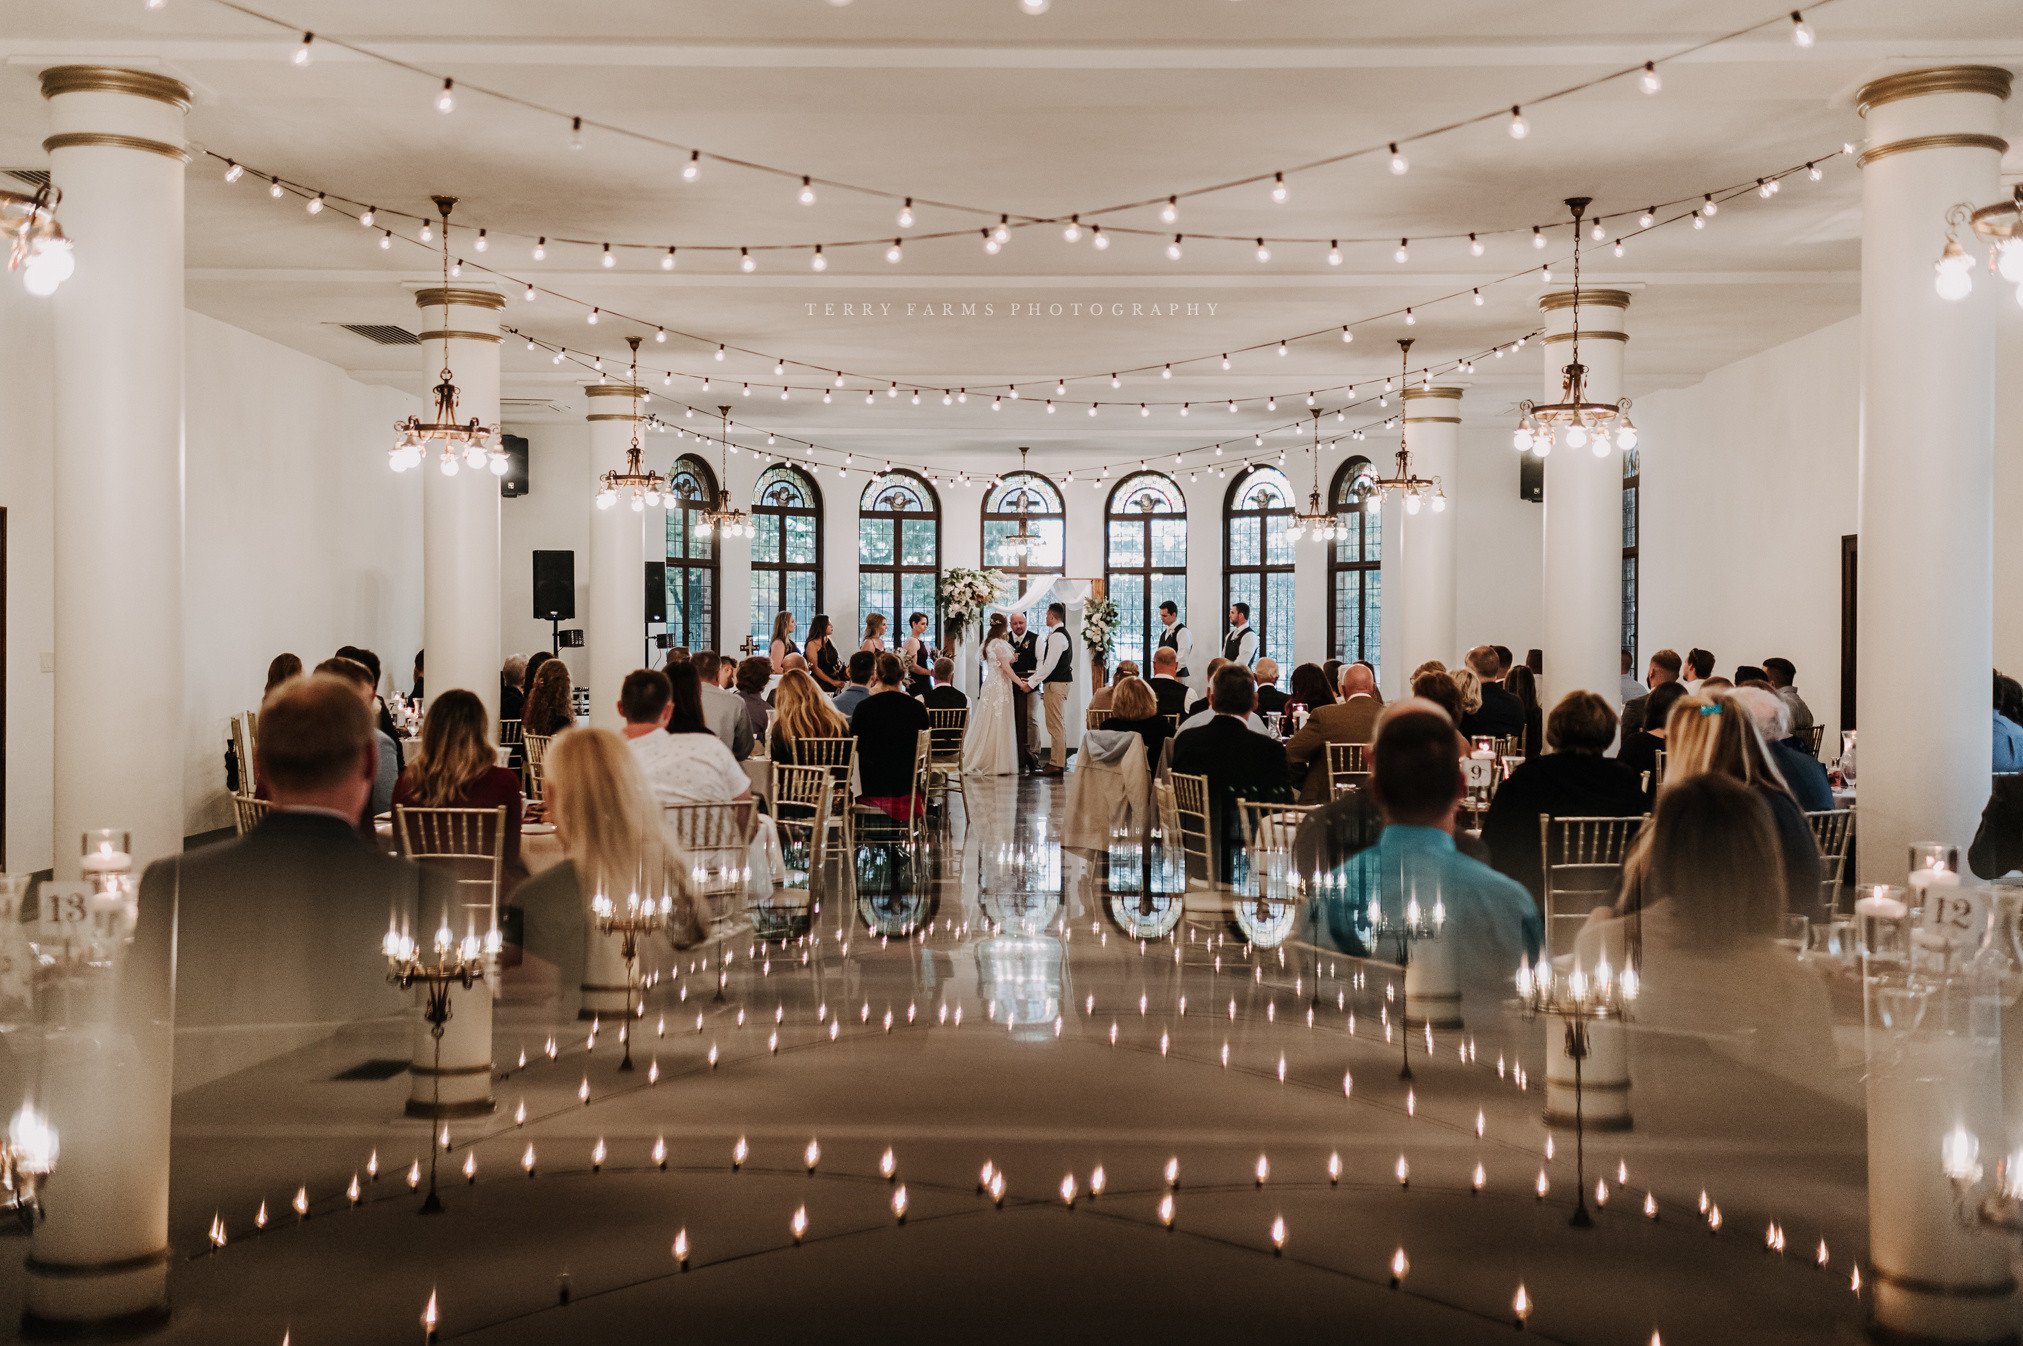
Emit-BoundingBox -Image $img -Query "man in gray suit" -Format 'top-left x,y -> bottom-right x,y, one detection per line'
691,650 -> 757,761
1284,661 -> 1385,803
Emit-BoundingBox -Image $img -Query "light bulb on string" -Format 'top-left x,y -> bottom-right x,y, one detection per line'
682,151 -> 701,182
1469,232 -> 1484,256
1255,239 -> 1271,263
293,31 -> 314,65
532,237 -> 546,261
896,198 -> 914,229
662,247 -> 676,269
811,246 -> 827,271
886,239 -> 903,264
435,79 -> 455,113
798,176 -> 817,206
1640,61 -> 1661,93
601,244 -> 615,268
1508,106 -> 1528,138
1394,239 -> 1409,264
1388,143 -> 1408,175
569,116 -> 584,151
1269,172 -> 1289,204
1160,196 -> 1179,225
740,248 -> 756,272
1166,235 -> 1183,262
1327,240 -> 1342,266
1790,10 -> 1814,46
1091,225 -> 1108,250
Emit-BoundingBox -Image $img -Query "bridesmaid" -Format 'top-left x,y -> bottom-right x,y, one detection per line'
860,612 -> 888,653
805,614 -> 845,693
768,611 -> 799,673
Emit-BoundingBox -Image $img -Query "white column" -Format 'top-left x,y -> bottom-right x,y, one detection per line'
1389,387 -> 1462,688
31,64 -> 190,1336
1854,66 -> 2010,884
416,287 -> 504,721
1538,291 -> 1631,706
584,382 -> 647,728
1378,486 -> 1407,699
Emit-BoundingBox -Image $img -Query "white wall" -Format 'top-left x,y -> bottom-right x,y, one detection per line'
500,419 -> 591,665
1451,423 -> 1546,671
0,288 -> 423,869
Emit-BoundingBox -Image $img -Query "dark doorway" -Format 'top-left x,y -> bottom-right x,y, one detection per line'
1840,534 -> 1857,733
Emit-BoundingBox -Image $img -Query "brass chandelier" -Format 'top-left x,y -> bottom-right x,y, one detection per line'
997,447 -> 1041,559
1512,197 -> 1638,459
1360,340 -> 1447,517
3,183 -> 72,296
595,337 -> 669,513
692,406 -> 752,540
390,195 -> 501,476
1936,185 -> 2023,306
1286,412 -> 1340,543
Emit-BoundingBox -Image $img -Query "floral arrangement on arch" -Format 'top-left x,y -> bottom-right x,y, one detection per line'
939,567 -> 1007,642
1080,595 -> 1119,663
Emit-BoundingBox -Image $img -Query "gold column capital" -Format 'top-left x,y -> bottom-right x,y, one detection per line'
1538,289 -> 1632,314
413,286 -> 506,312
1401,386 -> 1464,403
1857,65 -> 2013,118
39,66 -> 192,110
584,384 -> 648,400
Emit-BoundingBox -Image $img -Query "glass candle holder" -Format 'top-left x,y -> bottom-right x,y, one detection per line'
78,830 -> 131,878
1856,884 -> 1912,970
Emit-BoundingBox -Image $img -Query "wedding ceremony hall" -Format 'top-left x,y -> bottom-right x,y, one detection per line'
3,1 -> 2023,1342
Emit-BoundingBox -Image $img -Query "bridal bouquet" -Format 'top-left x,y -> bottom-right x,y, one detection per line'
1081,595 -> 1118,662
939,567 -> 1006,642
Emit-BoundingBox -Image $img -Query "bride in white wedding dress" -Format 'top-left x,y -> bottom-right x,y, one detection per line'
963,612 -> 1025,776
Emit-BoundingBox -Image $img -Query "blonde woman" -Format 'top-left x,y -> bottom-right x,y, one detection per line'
860,612 -> 888,653
767,669 -> 848,766
393,688 -> 523,877
511,728 -> 708,1017
1449,667 -> 1484,721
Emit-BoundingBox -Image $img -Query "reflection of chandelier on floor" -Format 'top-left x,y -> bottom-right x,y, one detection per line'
595,337 -> 669,513
1513,197 -> 1638,459
1287,412 -> 1341,543
3,183 -> 72,296
692,406 -> 753,540
1357,340 -> 1448,517
390,195 -> 501,476
996,448 -> 1042,561
1936,186 -> 2023,305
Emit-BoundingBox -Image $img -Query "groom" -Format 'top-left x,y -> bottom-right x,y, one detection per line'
1033,602 -> 1074,776
1007,612 -> 1039,773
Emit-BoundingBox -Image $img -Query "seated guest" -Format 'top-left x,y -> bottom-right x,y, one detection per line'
1086,661 -> 1118,714
662,647 -> 690,667
1322,659 -> 1345,696
409,649 -> 425,703
1285,660 -> 1384,804
851,652 -> 930,820
1617,678 -> 1687,795
768,653 -> 809,704
1761,658 -> 1813,738
1304,704 -> 1541,1009
1412,669 -> 1465,730
1657,694 -> 1820,913
1492,645 -> 1515,677
1733,664 -> 1770,689
1349,661 -> 1384,705
1147,648 -> 1191,718
1585,774 -> 1844,1101
1996,672 -> 2023,773
1090,661 -> 1137,714
769,669 -> 851,765
1171,664 -> 1292,874
393,689 -> 525,884
923,657 -> 969,711
734,657 -> 772,744
691,651 -> 756,761
511,727 -> 709,1019
1285,662 -> 1336,718
1458,645 -> 1525,738
1971,774 -> 2023,878
1450,667 -> 1484,729
522,650 -> 552,709
1409,659 -> 1448,683
499,655 -> 528,723
1682,647 -> 1715,693
135,674 -> 451,1046
1185,657 -> 1229,719
1697,676 -> 1734,693
265,652 -> 302,696
1100,675 -> 1173,766
312,656 -> 398,824
833,650 -> 876,720
1726,686 -> 1832,812
1178,672 -> 1271,736
1621,648 -> 1682,738
1482,691 -> 1646,902
336,645 -> 405,751
1504,664 -> 1543,758
623,665 -> 753,807
1253,658 -> 1288,716
522,658 -> 576,738
1619,649 -> 1645,706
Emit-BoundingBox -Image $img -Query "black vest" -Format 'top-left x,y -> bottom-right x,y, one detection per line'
1224,626 -> 1253,663
1157,622 -> 1188,675
1042,627 -> 1074,684
1009,630 -> 1038,676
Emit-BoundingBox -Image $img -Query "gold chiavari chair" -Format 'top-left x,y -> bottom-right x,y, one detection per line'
1240,799 -> 1319,867
770,764 -> 834,864
1085,707 -> 1109,732
1803,809 -> 1856,915
231,712 -> 259,792
793,736 -> 859,859
1538,815 -> 1646,959
1325,741 -> 1372,799
1153,776 -> 1181,847
498,718 -> 524,753
925,708 -> 969,820
522,731 -> 554,800
1494,734 -> 1524,759
230,793 -> 272,836
1163,713 -> 1182,734
664,799 -> 761,994
1799,724 -> 1826,758
1169,770 -> 1218,888
392,805 -> 510,987
853,731 -> 933,862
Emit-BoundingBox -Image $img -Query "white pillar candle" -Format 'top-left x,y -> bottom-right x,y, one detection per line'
584,381 -> 649,728
1852,67 -> 2009,881
405,982 -> 494,1119
1545,1016 -> 1632,1132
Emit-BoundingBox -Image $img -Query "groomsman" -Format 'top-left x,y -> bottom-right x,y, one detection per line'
1224,602 -> 1260,668
1008,611 -> 1040,772
1156,601 -> 1194,690
1033,602 -> 1074,776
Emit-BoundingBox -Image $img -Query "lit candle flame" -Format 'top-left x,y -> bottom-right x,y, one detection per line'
880,1148 -> 897,1180
367,1150 -> 379,1179
1544,1135 -> 1554,1161
733,1137 -> 748,1169
1164,1157 -> 1180,1187
255,1200 -> 268,1229
1220,1043 -> 1230,1068
707,1043 -> 720,1067
1698,1189 -> 1709,1214
346,1174 -> 361,1205
1060,1174 -> 1078,1206
1276,1054 -> 1287,1082
1269,1215 -> 1286,1252
592,1138 -> 607,1170
1472,1162 -> 1486,1192
462,1152 -> 476,1182
1395,1154 -> 1409,1187
209,1213 -> 227,1248
804,1139 -> 821,1172
1157,1192 -> 1175,1227
648,1059 -> 660,1083
1616,1158 -> 1628,1186
1160,1032 -> 1170,1057
653,1136 -> 667,1167
673,1228 -> 689,1264
522,1143 -> 536,1175
1644,1192 -> 1659,1219
791,1205 -> 808,1242
1327,1152 -> 1342,1185
292,1186 -> 309,1217
1406,1089 -> 1415,1116
1709,1204 -> 1723,1232
422,1289 -> 438,1333
1595,1178 -> 1609,1207
1817,1237 -> 1830,1267
1390,1247 -> 1409,1284
1513,1283 -> 1531,1324
578,1078 -> 591,1103
1255,1154 -> 1270,1186
1475,1110 -> 1485,1138
989,1172 -> 1006,1205
407,1160 -> 421,1190
1851,1265 -> 1861,1295
1535,1169 -> 1550,1199
1090,1165 -> 1106,1197
892,1185 -> 909,1221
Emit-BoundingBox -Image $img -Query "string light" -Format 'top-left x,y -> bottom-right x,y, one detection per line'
435,79 -> 455,114
1388,143 -> 1408,175
1507,105 -> 1528,138
293,31 -> 313,64
1640,61 -> 1661,93
1790,9 -> 1815,45
682,150 -> 701,182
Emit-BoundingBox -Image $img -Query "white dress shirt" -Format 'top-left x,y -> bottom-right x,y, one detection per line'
1226,624 -> 1259,667
1178,706 -> 1272,737
1032,624 -> 1071,681
1159,620 -> 1195,675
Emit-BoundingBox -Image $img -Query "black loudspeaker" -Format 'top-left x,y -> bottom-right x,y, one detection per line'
654,633 -> 674,650
533,550 -> 575,620
644,561 -> 667,623
558,629 -> 585,649
1520,455 -> 1545,504
499,434 -> 530,499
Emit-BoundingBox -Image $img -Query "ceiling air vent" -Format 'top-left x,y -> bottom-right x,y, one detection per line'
6,169 -> 51,189
333,322 -> 420,346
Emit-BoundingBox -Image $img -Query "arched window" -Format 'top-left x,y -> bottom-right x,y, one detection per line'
750,464 -> 822,653
1328,457 -> 1381,676
981,470 -> 1065,613
1222,465 -> 1295,670
858,470 -> 941,649
663,454 -> 721,653
1104,472 -> 1187,674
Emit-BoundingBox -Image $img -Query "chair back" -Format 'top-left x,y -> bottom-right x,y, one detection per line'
231,712 -> 259,791
1538,814 -> 1646,957
771,765 -> 834,860
1261,711 -> 1283,737
1799,724 -> 1826,757
498,718 -> 524,748
230,793 -> 272,837
391,805 -> 510,930
1653,748 -> 1667,787
1803,809 -> 1856,914
1085,706 -> 1109,732
1169,770 -> 1217,882
1240,800 -> 1318,866
925,708 -> 968,765
1153,777 -> 1181,846
1494,734 -> 1524,759
522,731 -> 555,799
1325,741 -> 1372,798
663,800 -> 758,925
1164,713 -> 1182,733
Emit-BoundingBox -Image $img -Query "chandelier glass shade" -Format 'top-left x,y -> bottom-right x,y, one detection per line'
693,406 -> 753,540
1936,187 -> 2023,306
1513,197 -> 1638,460
391,195 -> 502,476
1286,413 -> 1340,543
997,447 -> 1041,558
1355,340 -> 1447,519
595,337 -> 670,513
3,184 -> 73,297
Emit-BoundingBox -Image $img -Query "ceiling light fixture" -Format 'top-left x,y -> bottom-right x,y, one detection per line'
694,406 -> 753,539
1513,198 -> 1638,459
1358,339 -> 1447,516
4,183 -> 73,296
389,196 -> 500,475
596,337 -> 669,513
1936,187 -> 2023,306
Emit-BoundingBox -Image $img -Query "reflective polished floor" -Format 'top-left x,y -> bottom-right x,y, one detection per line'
18,778 -> 1868,1344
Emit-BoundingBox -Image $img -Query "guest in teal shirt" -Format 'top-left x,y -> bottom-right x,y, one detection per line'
1304,703 -> 1541,1000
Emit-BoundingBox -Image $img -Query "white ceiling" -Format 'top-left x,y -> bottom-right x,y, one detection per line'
3,0 -> 2020,462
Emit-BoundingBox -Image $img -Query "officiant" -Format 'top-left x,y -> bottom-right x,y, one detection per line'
1008,611 -> 1040,773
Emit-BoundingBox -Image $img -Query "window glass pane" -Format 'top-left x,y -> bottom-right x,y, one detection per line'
749,574 -> 774,649
1622,485 -> 1639,548
1109,573 -> 1147,668
1263,512 -> 1294,566
785,513 -> 818,565
1151,519 -> 1186,568
859,517 -> 893,566
752,513 -> 781,564
1363,571 -> 1382,680
902,573 -> 938,644
1107,520 -> 1145,568
901,518 -> 937,568
1230,516 -> 1260,568
860,575 -> 894,639
1265,572 -> 1295,668
1033,520 -> 1065,570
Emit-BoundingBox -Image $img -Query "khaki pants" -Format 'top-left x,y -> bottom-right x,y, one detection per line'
1043,681 -> 1070,768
